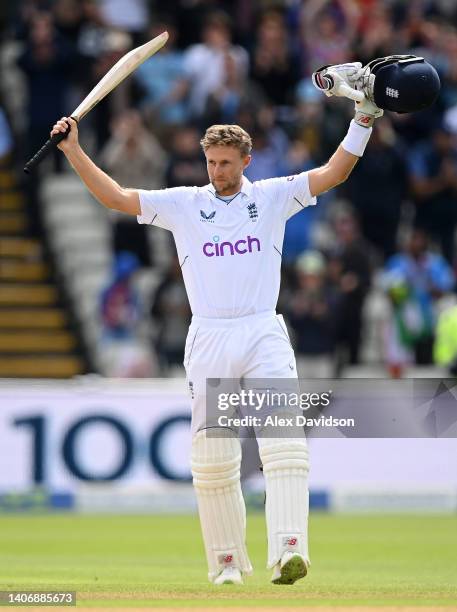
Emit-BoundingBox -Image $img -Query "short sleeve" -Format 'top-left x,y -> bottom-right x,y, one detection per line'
137,187 -> 189,232
259,172 -> 317,220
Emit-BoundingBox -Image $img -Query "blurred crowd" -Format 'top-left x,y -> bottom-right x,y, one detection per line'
2,0 -> 457,377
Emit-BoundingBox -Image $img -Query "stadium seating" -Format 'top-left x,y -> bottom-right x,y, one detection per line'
0,157 -> 85,377
41,173 -> 164,375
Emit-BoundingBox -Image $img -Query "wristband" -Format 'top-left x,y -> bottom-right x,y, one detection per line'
341,120 -> 372,157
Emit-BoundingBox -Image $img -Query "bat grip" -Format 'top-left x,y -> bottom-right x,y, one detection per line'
23,120 -> 73,174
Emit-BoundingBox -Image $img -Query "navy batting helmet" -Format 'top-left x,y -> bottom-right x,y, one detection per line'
369,55 -> 440,113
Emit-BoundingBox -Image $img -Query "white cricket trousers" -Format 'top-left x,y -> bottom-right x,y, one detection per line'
184,310 -> 298,435
185,310 -> 310,579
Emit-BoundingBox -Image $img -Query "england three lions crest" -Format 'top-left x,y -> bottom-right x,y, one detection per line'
247,202 -> 258,221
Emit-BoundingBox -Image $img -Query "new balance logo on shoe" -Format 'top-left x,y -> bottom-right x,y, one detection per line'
283,536 -> 298,548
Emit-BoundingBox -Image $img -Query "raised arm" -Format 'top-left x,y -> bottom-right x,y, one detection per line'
308,145 -> 360,197
51,117 -> 140,215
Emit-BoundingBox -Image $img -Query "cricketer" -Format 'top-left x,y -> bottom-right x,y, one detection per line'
50,56 -> 440,586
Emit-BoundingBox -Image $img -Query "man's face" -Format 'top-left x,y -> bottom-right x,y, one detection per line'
205,145 -> 251,196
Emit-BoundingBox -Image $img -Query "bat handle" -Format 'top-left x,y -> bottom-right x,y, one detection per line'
23,119 -> 74,174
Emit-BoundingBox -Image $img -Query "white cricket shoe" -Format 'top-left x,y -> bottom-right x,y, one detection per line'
271,551 -> 308,585
213,566 -> 243,585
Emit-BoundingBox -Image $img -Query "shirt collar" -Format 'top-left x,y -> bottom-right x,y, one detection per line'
206,175 -> 253,201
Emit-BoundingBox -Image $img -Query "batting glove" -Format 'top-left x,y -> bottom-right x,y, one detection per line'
312,62 -> 365,102
353,97 -> 384,128
350,62 -> 384,128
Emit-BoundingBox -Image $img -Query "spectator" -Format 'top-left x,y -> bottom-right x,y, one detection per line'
17,10 -> 75,171
51,0 -> 102,100
249,9 -> 300,107
13,0 -> 55,42
293,78 -> 350,163
327,209 -> 371,375
183,11 -> 248,118
354,2 -> 395,65
282,140 -> 321,263
383,228 -> 455,377
100,251 -> 155,377
101,251 -> 140,338
135,19 -> 189,129
286,251 -> 339,379
97,0 -> 149,43
166,125 -> 207,188
163,0 -> 235,49
300,1 -> 357,74
55,1 -> 112,109
243,104 -> 289,182
89,29 -> 135,151
52,0 -> 86,49
99,109 -> 166,189
98,109 -> 167,265
151,256 -> 191,374
204,49 -> 265,126
408,121 -> 457,265
345,117 -> 408,261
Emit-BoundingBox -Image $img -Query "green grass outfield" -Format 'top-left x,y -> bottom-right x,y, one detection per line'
0,513 -> 456,608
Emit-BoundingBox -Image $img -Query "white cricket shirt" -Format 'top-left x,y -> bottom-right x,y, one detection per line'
137,174 -> 316,318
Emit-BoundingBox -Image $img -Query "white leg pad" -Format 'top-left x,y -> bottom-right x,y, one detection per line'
191,429 -> 253,582
258,437 -> 310,568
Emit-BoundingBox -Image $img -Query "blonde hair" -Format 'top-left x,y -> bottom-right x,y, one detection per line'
200,124 -> 252,157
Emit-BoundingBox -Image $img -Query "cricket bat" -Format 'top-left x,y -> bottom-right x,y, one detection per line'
24,31 -> 169,173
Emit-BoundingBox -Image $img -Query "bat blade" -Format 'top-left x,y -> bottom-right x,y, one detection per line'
72,31 -> 168,121
24,31 -> 169,173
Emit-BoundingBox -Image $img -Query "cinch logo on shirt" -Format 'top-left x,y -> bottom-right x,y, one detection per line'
202,235 -> 261,257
